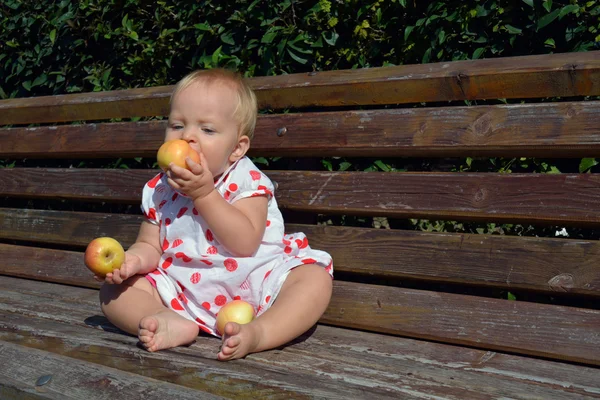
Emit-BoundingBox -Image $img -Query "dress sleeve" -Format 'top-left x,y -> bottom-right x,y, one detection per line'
140,172 -> 166,225
227,167 -> 275,204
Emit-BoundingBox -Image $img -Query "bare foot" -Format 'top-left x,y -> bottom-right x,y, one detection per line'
138,311 -> 199,352
218,321 -> 262,361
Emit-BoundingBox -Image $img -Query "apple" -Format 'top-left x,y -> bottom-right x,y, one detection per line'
157,139 -> 201,171
84,237 -> 125,278
215,300 -> 256,335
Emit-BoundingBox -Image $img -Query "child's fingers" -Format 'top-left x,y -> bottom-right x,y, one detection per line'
199,151 -> 208,168
111,269 -> 124,285
186,157 -> 203,175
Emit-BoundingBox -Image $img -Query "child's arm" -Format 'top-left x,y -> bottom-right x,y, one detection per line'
104,220 -> 162,284
194,191 -> 268,257
167,155 -> 268,257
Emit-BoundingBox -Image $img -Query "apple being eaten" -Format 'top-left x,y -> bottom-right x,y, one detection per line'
84,237 -> 125,278
216,300 -> 256,335
157,139 -> 201,171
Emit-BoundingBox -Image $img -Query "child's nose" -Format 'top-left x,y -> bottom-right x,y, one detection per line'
182,129 -> 196,143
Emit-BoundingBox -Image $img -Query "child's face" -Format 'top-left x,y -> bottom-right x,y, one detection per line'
166,80 -> 248,178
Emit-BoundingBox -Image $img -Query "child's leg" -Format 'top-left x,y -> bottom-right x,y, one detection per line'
100,275 -> 199,352
218,264 -> 333,361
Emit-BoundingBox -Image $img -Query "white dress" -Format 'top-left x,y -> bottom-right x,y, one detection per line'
141,156 -> 333,337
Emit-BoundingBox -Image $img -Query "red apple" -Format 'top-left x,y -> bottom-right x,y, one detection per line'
216,300 -> 255,335
84,237 -> 125,278
157,139 -> 201,171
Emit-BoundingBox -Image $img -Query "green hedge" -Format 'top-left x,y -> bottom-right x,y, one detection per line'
1,0 -> 598,98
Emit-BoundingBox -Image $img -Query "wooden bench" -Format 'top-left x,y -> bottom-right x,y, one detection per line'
1,51 -> 600,399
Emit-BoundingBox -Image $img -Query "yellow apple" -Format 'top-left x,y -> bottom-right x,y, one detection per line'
84,237 -> 125,278
216,300 -> 256,335
157,139 -> 201,171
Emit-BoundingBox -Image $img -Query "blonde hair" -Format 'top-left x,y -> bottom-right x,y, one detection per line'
170,69 -> 258,140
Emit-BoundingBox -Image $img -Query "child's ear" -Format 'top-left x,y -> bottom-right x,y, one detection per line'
229,135 -> 250,163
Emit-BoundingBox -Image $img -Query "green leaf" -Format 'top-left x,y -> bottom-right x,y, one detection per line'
322,159 -> 333,171
322,31 -> 338,46
399,0 -> 406,7
544,38 -> 556,48
438,30 -> 446,44
537,9 -> 561,30
22,81 -> 32,91
559,5 -> 579,18
472,47 -> 485,59
404,26 -> 414,41
194,23 -> 211,31
507,292 -> 517,301
49,29 -> 57,44
505,24 -> 522,34
339,161 -> 351,171
422,47 -> 432,64
374,160 -> 391,172
220,32 -> 235,45
211,46 -> 223,65
252,157 -> 269,166
32,74 -> 47,87
579,158 -> 599,173
287,49 -> 308,64
261,31 -> 278,44
522,0 -> 534,7
129,31 -> 139,40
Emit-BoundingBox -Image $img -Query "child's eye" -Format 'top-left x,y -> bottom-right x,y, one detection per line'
202,127 -> 215,134
171,125 -> 183,130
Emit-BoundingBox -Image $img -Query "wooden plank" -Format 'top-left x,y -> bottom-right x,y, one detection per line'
1,168 -> 599,226
2,101 -> 600,159
324,281 -> 600,366
1,210 -> 600,296
0,246 -> 598,365
1,51 -> 599,125
1,277 -> 599,399
0,341 -> 225,400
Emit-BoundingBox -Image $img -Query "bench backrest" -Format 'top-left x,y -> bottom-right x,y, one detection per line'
1,51 -> 600,366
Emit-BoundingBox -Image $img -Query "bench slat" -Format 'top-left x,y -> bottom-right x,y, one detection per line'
1,276 -> 598,399
1,244 -> 598,365
1,51 -> 599,125
325,281 -> 600,366
0,341 -> 225,400
1,168 -> 599,226
1,210 -> 599,296
2,101 -> 600,159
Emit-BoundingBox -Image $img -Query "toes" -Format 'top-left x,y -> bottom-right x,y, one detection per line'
225,335 -> 241,349
138,331 -> 153,343
139,316 -> 158,332
224,322 -> 241,336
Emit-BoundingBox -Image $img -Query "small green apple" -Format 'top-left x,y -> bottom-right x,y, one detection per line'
216,300 -> 255,335
84,237 -> 125,278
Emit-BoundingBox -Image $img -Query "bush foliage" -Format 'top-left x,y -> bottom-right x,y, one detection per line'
1,0 -> 598,97
1,1 -> 598,240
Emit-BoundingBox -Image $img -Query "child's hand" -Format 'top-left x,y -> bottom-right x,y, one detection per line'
167,152 -> 215,201
100,252 -> 143,285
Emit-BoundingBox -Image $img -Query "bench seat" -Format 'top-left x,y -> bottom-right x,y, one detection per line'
2,276 -> 599,399
1,51 -> 600,398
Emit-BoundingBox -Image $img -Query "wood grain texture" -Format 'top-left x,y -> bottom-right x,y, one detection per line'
1,277 -> 599,399
0,244 -> 598,365
1,51 -> 598,125
2,101 -> 600,158
1,209 -> 599,296
0,341 -> 225,400
323,281 -> 600,366
1,168 -> 599,226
